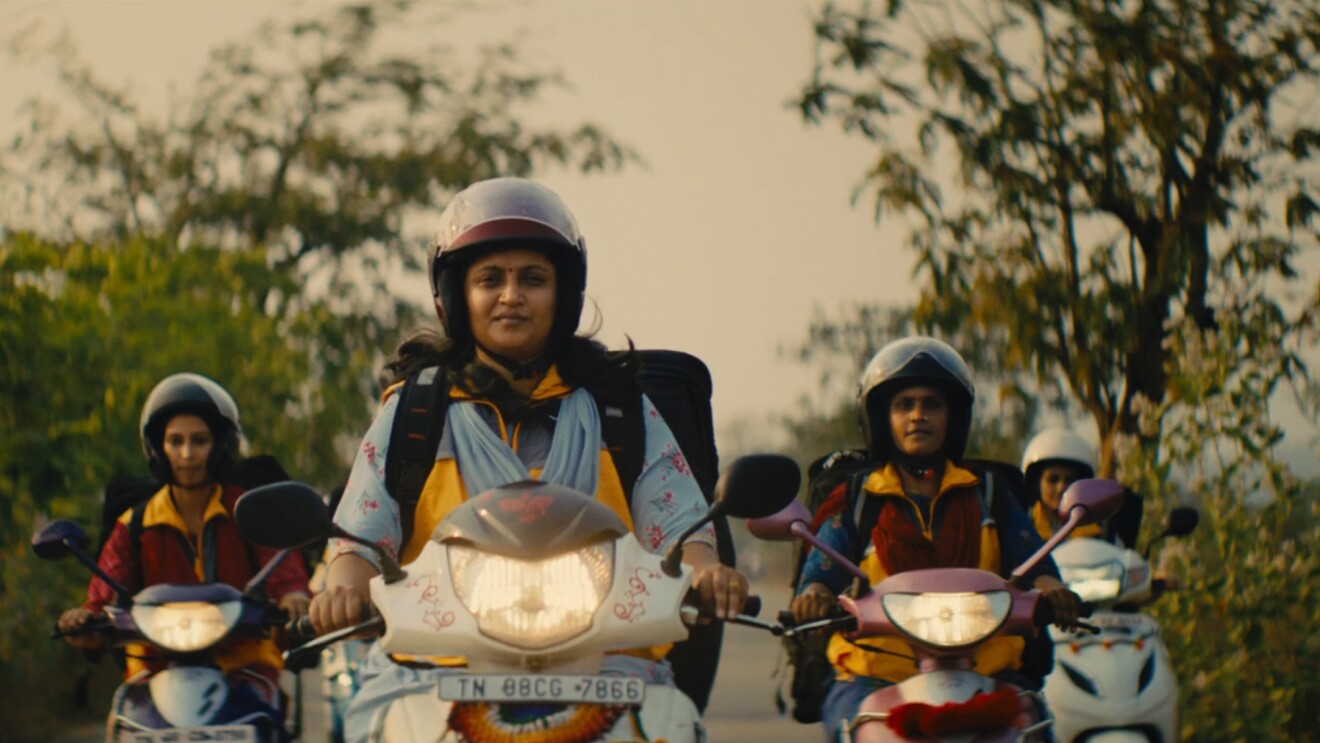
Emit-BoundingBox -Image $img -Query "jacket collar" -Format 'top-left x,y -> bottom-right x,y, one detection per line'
863,460 -> 979,498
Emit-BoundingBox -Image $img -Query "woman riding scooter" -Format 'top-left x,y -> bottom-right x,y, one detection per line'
791,337 -> 1085,742
55,373 -> 310,736
311,177 -> 750,743
1021,428 -> 1144,548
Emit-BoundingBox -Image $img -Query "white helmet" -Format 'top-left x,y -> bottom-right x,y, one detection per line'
1021,428 -> 1097,487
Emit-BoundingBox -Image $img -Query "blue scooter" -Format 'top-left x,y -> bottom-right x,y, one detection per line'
34,519 -> 297,743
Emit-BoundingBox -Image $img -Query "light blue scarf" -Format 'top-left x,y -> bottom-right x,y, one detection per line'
448,388 -> 601,497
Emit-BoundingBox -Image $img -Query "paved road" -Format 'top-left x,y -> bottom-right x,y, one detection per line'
54,580 -> 823,743
702,579 -> 821,743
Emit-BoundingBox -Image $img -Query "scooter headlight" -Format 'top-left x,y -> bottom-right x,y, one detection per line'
881,591 -> 1011,648
1061,559 -> 1126,602
448,542 -> 614,649
130,600 -> 242,653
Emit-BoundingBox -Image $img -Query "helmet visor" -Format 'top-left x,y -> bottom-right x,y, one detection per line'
434,179 -> 582,255
859,337 -> 973,401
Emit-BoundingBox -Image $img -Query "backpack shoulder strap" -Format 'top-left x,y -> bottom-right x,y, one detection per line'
980,468 -> 996,526
385,365 -> 449,547
845,469 -> 881,561
589,380 -> 645,507
127,499 -> 148,596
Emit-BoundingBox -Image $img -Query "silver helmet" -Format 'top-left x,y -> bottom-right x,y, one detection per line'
857,336 -> 975,461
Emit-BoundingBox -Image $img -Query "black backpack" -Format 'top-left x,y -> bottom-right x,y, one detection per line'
780,453 -> 1050,723
380,349 -> 734,713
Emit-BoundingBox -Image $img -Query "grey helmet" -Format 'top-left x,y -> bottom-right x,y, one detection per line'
428,177 -> 587,357
857,337 -> 975,462
139,373 -> 242,484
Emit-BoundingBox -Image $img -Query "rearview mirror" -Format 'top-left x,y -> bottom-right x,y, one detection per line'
745,500 -> 813,542
31,520 -> 91,561
1164,506 -> 1199,538
715,454 -> 802,519
1057,478 -> 1125,526
234,481 -> 332,550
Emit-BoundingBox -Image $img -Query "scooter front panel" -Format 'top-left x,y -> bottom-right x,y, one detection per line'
148,667 -> 232,728
892,669 -> 998,707
109,669 -> 280,741
850,674 -> 1043,743
374,682 -> 699,743
1046,613 -> 1177,742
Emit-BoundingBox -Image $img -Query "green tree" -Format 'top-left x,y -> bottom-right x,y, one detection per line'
0,2 -> 633,738
1,1 -> 634,391
0,234 -> 353,739
797,0 -> 1319,471
794,1 -> 1320,738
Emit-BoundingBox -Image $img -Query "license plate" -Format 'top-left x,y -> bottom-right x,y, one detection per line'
1089,613 -> 1156,631
438,674 -> 647,705
124,726 -> 256,743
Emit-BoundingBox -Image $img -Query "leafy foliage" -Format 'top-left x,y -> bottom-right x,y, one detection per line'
1118,311 -> 1318,742
779,303 -> 1040,465
797,0 -> 1320,472
0,234 -> 358,739
0,2 -> 633,737
2,1 -> 633,277
792,2 -> 1320,740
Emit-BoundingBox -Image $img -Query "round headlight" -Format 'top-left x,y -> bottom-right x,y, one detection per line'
1061,560 -> 1126,602
881,591 -> 1012,648
131,600 -> 242,653
448,543 -> 613,649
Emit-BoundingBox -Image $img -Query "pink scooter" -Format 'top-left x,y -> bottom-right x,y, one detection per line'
747,477 -> 1124,743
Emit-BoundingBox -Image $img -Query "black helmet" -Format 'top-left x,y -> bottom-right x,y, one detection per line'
428,178 -> 587,357
857,336 -> 975,462
139,373 -> 242,484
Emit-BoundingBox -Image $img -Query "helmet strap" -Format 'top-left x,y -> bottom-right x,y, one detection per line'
892,450 -> 944,481
476,343 -> 552,381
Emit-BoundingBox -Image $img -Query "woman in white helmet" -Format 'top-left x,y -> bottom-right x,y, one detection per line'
1020,428 -> 1104,540
1020,428 -> 1145,547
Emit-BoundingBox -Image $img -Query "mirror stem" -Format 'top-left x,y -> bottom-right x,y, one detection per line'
243,547 -> 290,597
67,539 -> 133,605
334,528 -> 408,584
788,522 -> 870,583
661,504 -> 726,578
1010,506 -> 1084,587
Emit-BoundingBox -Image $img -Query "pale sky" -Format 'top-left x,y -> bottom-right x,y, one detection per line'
3,0 -> 1316,472
1,0 -> 909,445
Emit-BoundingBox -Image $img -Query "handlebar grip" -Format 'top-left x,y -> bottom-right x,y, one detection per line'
52,619 -> 111,640
741,595 -> 762,619
286,615 -> 317,645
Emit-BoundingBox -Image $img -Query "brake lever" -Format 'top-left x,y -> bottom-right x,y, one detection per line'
283,615 -> 385,671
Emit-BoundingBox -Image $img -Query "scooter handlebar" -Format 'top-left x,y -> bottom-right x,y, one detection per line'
286,615 -> 317,645
1035,596 -> 1100,634
51,618 -> 112,640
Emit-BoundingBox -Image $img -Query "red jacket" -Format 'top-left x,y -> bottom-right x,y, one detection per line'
86,483 -> 309,677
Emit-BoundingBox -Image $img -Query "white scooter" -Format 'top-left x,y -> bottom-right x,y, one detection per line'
233,454 -> 799,743
1044,507 -> 1199,742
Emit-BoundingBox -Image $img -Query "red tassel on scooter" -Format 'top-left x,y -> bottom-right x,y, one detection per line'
886,689 -> 1024,737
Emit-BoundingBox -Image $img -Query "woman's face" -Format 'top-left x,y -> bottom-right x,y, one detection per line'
466,247 -> 557,363
162,414 -> 216,488
1038,463 -> 1086,509
887,385 -> 949,458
